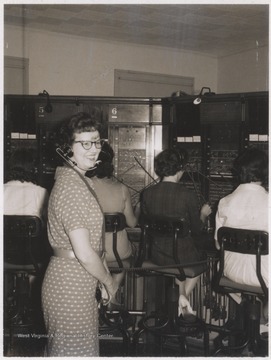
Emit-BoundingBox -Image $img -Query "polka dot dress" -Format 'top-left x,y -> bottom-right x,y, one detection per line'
42,167 -> 103,357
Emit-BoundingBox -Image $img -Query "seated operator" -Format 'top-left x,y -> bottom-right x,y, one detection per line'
214,147 -> 268,323
140,148 -> 212,320
86,141 -> 140,307
4,148 -> 49,224
4,148 -> 50,302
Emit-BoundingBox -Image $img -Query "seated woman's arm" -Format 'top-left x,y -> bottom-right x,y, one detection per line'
214,203 -> 224,250
122,185 -> 139,228
40,189 -> 49,226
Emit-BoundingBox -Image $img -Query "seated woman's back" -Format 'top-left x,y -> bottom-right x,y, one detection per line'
215,148 -> 269,288
92,177 -> 134,222
88,143 -> 138,262
4,148 -> 49,223
5,181 -> 48,220
4,148 -> 50,265
141,148 -> 211,266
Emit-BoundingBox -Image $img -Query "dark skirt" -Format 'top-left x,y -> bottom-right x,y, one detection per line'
150,234 -> 204,266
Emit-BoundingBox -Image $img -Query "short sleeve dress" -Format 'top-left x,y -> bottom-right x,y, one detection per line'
41,167 -> 103,357
215,183 -> 269,287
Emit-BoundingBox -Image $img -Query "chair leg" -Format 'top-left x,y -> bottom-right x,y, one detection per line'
133,276 -> 209,356
247,300 -> 264,355
211,296 -> 267,357
4,272 -> 36,356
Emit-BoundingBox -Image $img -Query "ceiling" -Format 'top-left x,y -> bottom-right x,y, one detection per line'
4,3 -> 269,57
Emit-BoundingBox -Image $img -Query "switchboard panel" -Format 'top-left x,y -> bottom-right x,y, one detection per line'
109,126 -> 150,206
4,96 -> 37,160
199,97 -> 245,214
108,104 -> 149,123
4,92 -> 268,211
162,92 -> 268,230
108,101 -> 162,206
205,122 -> 241,177
200,101 -> 242,124
163,98 -> 204,210
245,93 -> 269,154
4,96 -> 38,180
36,102 -> 85,189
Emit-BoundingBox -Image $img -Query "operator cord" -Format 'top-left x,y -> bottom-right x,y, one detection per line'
134,156 -> 157,183
185,165 -> 208,205
112,174 -> 140,194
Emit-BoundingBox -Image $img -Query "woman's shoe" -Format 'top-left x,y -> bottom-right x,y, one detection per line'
178,295 -> 197,323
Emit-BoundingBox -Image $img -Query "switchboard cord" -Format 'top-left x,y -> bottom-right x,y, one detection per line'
193,168 -> 229,189
134,156 -> 158,183
112,174 -> 140,194
185,165 -> 208,205
111,155 -> 230,214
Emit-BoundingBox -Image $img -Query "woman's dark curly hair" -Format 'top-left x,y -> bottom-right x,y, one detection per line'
86,141 -> 114,179
5,148 -> 37,183
154,148 -> 188,180
57,111 -> 103,148
233,147 -> 268,186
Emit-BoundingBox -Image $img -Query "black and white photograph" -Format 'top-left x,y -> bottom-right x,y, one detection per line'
2,0 -> 269,357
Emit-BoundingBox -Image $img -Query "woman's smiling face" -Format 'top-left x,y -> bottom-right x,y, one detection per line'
71,131 -> 101,173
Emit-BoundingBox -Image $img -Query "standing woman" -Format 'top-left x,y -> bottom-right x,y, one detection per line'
42,112 -> 118,357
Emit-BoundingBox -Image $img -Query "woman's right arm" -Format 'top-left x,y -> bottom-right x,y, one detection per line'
69,228 -> 118,298
122,185 -> 139,228
200,203 -> 212,223
214,201 -> 224,250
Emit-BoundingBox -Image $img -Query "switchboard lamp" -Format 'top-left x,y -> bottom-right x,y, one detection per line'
193,87 -> 215,105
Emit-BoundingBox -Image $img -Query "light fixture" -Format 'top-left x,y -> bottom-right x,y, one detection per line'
39,90 -> 53,113
193,87 -> 215,105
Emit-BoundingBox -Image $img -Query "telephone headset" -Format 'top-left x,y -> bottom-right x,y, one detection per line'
175,148 -> 187,171
56,145 -> 75,166
56,145 -> 102,171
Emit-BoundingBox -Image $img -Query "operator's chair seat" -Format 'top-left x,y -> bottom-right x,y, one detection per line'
212,227 -> 268,356
99,212 -> 134,356
4,215 -> 47,355
133,215 -> 209,356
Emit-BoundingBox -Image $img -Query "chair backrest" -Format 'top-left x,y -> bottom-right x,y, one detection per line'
104,212 -> 127,269
216,226 -> 268,298
104,212 -> 126,233
137,214 -> 187,280
4,215 -> 43,272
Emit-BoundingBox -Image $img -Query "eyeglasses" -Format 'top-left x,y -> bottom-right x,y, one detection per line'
74,139 -> 105,150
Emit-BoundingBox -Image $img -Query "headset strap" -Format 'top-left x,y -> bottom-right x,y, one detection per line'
74,168 -> 105,252
56,147 -> 106,252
